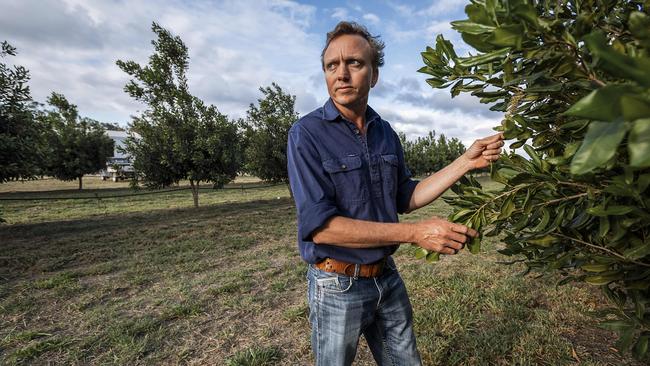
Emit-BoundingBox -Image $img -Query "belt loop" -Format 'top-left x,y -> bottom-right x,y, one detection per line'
353,264 -> 360,279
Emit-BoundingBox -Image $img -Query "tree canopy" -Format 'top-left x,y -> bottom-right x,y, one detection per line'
0,41 -> 44,183
243,83 -> 298,185
117,22 -> 242,207
399,131 -> 466,177
40,92 -> 114,190
419,0 -> 650,358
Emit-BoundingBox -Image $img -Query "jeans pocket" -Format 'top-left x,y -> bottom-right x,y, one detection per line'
315,273 -> 354,294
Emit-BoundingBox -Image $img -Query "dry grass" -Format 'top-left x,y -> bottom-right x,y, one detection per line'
0,177 -> 645,365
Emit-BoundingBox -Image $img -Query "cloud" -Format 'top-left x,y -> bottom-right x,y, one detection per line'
331,7 -> 349,20
1,0 -> 322,124
376,103 -> 501,147
362,13 -> 380,25
420,0 -> 468,17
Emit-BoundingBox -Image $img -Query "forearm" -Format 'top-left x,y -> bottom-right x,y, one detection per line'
407,156 -> 473,212
312,216 -> 416,248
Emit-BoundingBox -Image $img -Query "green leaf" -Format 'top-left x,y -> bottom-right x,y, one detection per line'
586,273 -> 623,286
497,195 -> 515,220
450,208 -> 474,222
468,236 -> 481,254
512,3 -> 539,26
598,216 -> 610,237
564,85 -> 627,121
621,95 -> 650,121
426,252 -> 441,263
581,263 -> 610,272
461,33 -> 495,53
638,173 -> 650,192
421,50 -> 442,67
414,247 -> 428,260
450,20 -> 496,35
486,26 -> 524,48
523,144 -> 541,169
527,235 -> 559,247
587,205 -> 635,216
532,209 -> 551,232
584,31 -> 650,87
570,120 -> 627,175
623,241 -> 650,260
465,3 -> 493,25
456,48 -> 510,67
629,118 -> 650,167
436,34 -> 457,60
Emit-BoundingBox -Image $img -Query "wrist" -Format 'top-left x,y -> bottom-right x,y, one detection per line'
401,222 -> 418,243
456,154 -> 474,173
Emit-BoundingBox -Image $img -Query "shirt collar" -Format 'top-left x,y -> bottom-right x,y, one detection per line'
322,98 -> 381,124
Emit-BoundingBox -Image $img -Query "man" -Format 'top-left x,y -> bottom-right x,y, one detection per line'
287,21 -> 504,365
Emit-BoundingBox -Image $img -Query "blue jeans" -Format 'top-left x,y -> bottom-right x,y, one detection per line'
307,257 -> 422,365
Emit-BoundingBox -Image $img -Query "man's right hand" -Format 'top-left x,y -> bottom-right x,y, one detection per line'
410,217 -> 478,255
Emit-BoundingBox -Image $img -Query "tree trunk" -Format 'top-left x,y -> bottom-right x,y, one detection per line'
190,179 -> 199,208
78,176 -> 83,190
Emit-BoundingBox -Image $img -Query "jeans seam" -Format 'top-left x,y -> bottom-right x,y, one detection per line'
373,277 -> 382,310
315,275 -> 322,365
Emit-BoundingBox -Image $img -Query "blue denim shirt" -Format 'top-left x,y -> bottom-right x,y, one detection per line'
287,99 -> 419,264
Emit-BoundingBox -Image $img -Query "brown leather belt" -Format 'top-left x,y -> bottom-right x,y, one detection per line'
315,257 -> 387,278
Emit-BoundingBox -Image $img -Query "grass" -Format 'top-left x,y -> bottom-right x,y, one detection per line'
0,176 -> 645,365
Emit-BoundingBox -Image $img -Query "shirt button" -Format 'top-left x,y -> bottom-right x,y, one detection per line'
341,164 -> 347,169
354,129 -> 360,134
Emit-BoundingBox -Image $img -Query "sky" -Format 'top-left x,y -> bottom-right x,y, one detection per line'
1,0 -> 503,146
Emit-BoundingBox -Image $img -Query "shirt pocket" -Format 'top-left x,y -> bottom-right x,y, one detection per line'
322,155 -> 369,203
380,154 -> 398,197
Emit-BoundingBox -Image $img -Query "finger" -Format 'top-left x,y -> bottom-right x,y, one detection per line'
445,241 -> 463,251
483,154 -> 500,161
446,231 -> 468,244
450,223 -> 476,237
437,246 -> 456,255
450,224 -> 479,238
486,141 -> 504,149
479,132 -> 504,145
482,148 -> 502,156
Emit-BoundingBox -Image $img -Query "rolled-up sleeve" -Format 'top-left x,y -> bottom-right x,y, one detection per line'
287,125 -> 339,241
394,132 -> 419,214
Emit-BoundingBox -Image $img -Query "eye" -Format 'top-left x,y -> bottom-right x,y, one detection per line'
348,59 -> 361,66
326,62 -> 337,71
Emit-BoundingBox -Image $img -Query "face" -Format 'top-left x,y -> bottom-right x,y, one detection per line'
323,34 -> 378,112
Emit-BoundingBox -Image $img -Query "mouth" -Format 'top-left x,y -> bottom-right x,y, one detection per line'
337,86 -> 354,92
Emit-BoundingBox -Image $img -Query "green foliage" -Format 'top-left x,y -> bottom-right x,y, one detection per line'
40,92 -> 114,190
0,41 -> 45,184
117,23 -> 242,207
398,131 -> 466,177
243,83 -> 298,184
420,0 -> 650,358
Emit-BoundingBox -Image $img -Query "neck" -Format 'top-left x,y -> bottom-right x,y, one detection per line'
333,100 -> 367,131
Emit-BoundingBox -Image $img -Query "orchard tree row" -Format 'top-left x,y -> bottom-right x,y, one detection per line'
2,23 -> 465,211
0,41 -> 113,191
399,131 -> 466,177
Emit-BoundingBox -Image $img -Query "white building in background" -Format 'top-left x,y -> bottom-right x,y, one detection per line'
100,130 -> 136,182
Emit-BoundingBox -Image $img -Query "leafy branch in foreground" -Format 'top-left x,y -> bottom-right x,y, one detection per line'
419,0 -> 650,359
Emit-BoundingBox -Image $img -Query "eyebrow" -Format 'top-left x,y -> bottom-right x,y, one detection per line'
324,55 -> 364,64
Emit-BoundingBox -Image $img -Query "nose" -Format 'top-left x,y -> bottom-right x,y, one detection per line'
336,63 -> 350,81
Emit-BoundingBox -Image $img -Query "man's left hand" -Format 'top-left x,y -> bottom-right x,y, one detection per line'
462,133 -> 504,170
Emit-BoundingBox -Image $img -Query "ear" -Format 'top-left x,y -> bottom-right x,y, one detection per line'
371,67 -> 379,88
